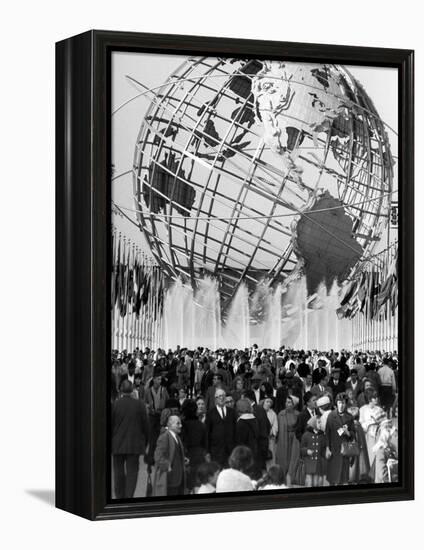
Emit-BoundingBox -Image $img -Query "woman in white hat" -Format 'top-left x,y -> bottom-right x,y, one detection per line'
316,395 -> 332,432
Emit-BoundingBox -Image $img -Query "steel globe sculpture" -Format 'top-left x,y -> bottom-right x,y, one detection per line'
132,58 -> 394,311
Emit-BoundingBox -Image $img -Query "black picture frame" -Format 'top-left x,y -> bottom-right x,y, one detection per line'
56,30 -> 414,521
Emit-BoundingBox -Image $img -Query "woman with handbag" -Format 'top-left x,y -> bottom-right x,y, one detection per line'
325,392 -> 355,486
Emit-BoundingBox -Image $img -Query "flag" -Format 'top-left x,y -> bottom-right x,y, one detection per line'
365,269 -> 374,319
348,300 -> 360,319
113,236 -> 121,309
390,253 -> 398,314
135,261 -> 145,316
142,272 -> 151,306
371,269 -> 381,319
340,279 -> 357,306
376,273 -> 393,311
358,271 -> 368,312
119,245 -> 129,317
336,305 -> 348,319
132,255 -> 139,313
377,252 -> 398,314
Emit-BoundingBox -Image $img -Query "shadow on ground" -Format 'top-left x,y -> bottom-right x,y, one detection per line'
26,489 -> 55,507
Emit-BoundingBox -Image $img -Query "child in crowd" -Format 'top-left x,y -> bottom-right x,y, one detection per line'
258,465 -> 288,490
196,461 -> 221,494
300,416 -> 327,487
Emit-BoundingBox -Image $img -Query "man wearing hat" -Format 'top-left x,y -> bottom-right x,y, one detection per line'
111,380 -> 150,498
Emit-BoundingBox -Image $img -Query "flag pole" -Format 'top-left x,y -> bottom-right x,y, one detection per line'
141,252 -> 146,349
135,246 -> 139,350
124,239 -> 129,351
150,263 -> 154,349
130,243 -> 135,352
121,236 -> 127,351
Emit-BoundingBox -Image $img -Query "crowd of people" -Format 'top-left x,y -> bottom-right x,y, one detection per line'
111,345 -> 399,499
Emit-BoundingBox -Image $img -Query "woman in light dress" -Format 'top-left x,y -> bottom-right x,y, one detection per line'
359,390 -> 385,468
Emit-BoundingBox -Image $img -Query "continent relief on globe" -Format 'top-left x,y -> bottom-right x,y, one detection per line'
293,191 -> 363,295
252,61 -> 348,154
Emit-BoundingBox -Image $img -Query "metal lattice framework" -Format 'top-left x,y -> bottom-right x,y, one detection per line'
132,57 -> 394,310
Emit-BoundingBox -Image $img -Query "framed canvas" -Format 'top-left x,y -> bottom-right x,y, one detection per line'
56,30 -> 414,520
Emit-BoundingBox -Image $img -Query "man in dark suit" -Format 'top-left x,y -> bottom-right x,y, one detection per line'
328,367 -> 346,396
297,358 -> 311,379
250,373 -> 266,404
295,391 -> 317,441
311,373 -> 333,401
243,389 -> 271,471
205,388 -> 236,466
119,361 -> 141,391
345,369 -> 364,400
111,380 -> 150,499
153,414 -> 186,496
312,360 -> 328,385
204,373 -> 224,411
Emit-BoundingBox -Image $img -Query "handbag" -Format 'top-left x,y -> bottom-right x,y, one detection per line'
340,440 -> 360,457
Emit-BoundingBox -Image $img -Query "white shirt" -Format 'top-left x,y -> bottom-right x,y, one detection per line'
359,404 -> 383,435
319,409 -> 331,432
166,428 -> 179,444
216,469 -> 254,493
197,483 -> 215,494
378,365 -> 396,390
217,405 -> 227,419
253,388 -> 261,404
